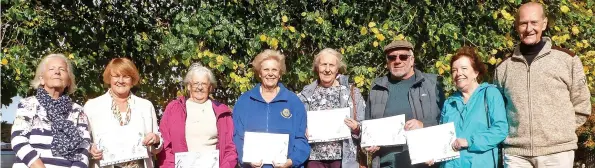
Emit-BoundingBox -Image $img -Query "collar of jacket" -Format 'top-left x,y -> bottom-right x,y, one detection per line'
446,83 -> 491,105
512,37 -> 553,63
442,82 -> 492,120
337,74 -> 350,86
248,83 -> 291,103
445,83 -> 493,120
170,96 -> 231,118
373,68 -> 427,90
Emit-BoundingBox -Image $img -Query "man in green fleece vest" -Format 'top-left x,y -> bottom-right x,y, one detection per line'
364,40 -> 444,168
494,2 -> 592,168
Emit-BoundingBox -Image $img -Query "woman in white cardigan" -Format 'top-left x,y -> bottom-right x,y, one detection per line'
85,58 -> 162,168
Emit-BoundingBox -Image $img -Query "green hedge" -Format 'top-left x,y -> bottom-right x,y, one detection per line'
1,0 -> 594,154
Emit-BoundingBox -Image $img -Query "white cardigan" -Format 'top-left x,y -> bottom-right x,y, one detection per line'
84,91 -> 163,168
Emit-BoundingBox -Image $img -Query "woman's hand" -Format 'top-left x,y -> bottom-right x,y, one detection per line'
344,118 -> 359,131
142,132 -> 160,146
30,158 -> 46,168
249,160 -> 263,168
90,143 -> 103,160
364,146 -> 380,153
426,160 -> 435,166
452,138 -> 469,151
272,159 -> 293,168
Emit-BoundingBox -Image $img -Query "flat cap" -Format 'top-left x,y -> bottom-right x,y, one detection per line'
383,40 -> 413,52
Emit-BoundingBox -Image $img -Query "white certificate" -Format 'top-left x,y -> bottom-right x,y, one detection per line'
96,129 -> 148,166
406,122 -> 460,164
175,150 -> 219,168
242,132 -> 289,164
361,114 -> 406,147
307,107 -> 351,143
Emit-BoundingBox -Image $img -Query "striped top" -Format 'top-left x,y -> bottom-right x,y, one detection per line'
11,96 -> 91,168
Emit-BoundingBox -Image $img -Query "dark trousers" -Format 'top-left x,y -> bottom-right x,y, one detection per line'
376,149 -> 438,168
307,160 -> 342,168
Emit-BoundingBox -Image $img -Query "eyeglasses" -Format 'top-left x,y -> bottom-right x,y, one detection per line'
190,82 -> 210,89
386,54 -> 412,61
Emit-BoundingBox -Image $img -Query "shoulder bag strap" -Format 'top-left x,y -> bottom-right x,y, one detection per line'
485,90 -> 490,127
485,89 -> 504,168
350,85 -> 357,120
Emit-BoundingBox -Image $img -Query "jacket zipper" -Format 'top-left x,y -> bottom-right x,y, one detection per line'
521,51 -> 550,156
527,66 -> 533,155
266,103 -> 270,132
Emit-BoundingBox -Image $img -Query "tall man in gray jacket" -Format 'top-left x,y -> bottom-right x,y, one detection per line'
494,2 -> 591,168
364,40 -> 444,168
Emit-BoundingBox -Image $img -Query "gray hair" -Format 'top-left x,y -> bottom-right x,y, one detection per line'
30,54 -> 77,94
183,63 -> 217,89
313,48 -> 347,74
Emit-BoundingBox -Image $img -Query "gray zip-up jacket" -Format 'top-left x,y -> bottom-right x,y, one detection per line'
365,69 -> 445,168
365,69 -> 444,123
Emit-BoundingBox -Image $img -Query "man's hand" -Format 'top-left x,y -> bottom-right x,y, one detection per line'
404,119 -> 423,131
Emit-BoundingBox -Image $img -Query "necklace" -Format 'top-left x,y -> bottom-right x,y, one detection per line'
110,90 -> 132,126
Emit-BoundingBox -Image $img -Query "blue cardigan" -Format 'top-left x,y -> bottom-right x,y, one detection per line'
440,83 -> 509,168
233,83 -> 310,168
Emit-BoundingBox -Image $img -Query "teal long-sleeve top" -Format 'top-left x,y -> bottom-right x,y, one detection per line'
440,83 -> 508,168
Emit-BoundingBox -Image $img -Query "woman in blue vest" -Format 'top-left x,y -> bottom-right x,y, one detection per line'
233,49 -> 310,168
438,47 -> 508,168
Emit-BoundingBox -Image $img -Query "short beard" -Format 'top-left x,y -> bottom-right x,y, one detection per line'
389,71 -> 407,80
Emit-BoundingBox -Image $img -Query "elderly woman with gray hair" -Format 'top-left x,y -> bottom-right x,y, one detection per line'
157,63 -> 237,168
11,54 -> 91,168
298,48 -> 366,168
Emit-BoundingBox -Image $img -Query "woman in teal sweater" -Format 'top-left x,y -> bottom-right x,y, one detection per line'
439,47 -> 508,168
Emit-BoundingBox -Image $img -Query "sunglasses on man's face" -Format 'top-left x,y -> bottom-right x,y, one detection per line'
386,54 -> 412,61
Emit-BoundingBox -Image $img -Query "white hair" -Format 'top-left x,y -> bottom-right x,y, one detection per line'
183,63 -> 217,89
30,54 -> 77,94
313,48 -> 347,74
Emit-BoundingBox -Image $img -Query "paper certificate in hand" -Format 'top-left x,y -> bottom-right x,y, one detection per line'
307,107 -> 351,143
242,132 -> 289,164
96,130 -> 149,166
360,114 -> 406,147
406,122 -> 460,165
175,150 -> 220,168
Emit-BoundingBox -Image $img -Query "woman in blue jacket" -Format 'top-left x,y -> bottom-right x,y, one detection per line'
233,49 -> 310,168
438,47 -> 508,168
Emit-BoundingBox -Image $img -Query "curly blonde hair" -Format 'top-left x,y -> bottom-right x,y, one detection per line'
251,49 -> 287,76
